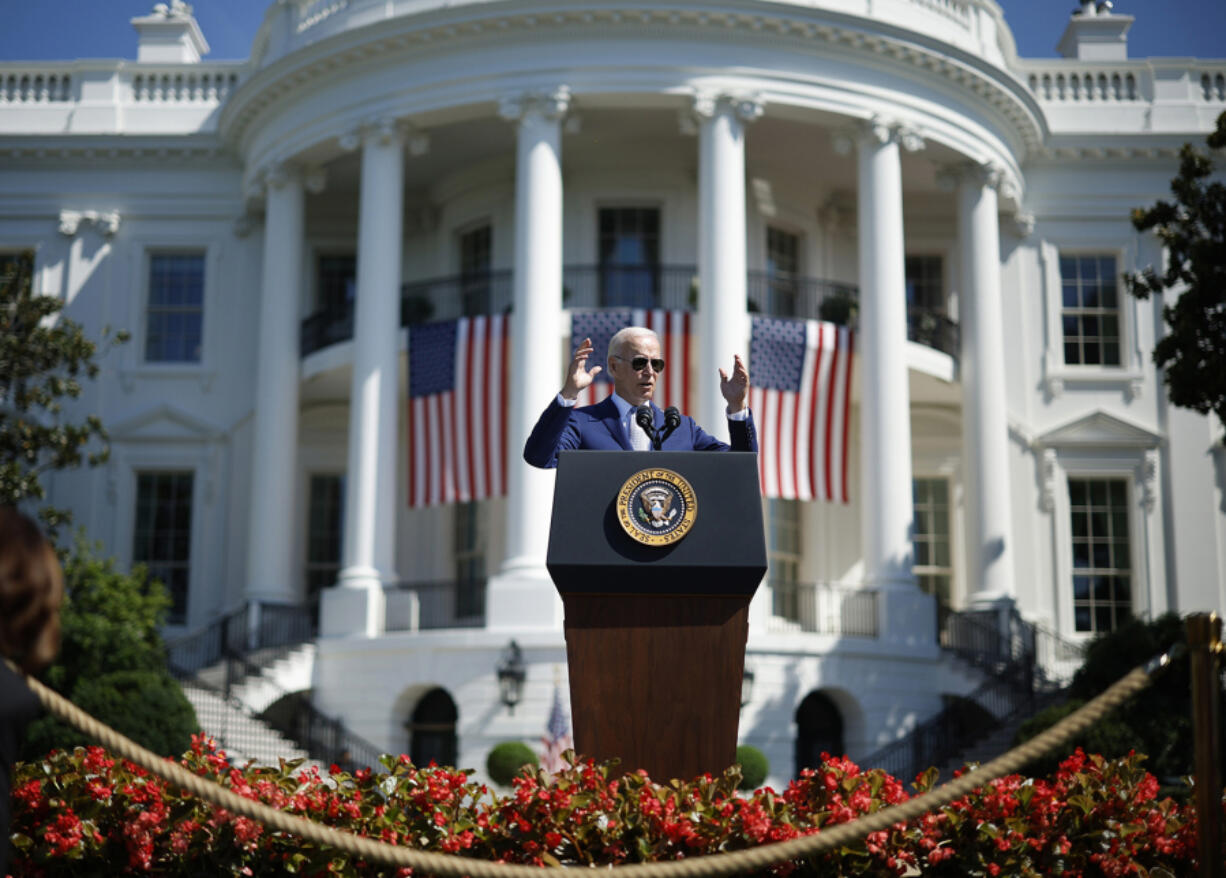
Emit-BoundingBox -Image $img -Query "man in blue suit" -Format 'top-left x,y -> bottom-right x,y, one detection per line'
523,326 -> 757,468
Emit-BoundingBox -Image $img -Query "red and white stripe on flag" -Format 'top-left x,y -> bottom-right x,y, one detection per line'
572,308 -> 692,412
748,317 -> 854,503
407,314 -> 509,507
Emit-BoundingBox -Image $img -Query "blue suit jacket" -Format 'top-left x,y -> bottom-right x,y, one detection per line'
523,396 -> 758,469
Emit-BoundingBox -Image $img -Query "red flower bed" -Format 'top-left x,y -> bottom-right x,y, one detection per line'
6,735 -> 1217,876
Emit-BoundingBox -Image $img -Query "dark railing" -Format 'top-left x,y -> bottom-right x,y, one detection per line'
861,606 -> 1080,782
383,580 -> 487,632
402,270 -> 513,325
561,264 -> 697,310
907,306 -> 959,358
222,651 -> 384,771
863,674 -> 1031,783
746,272 -> 858,324
300,267 -> 961,361
165,600 -> 380,769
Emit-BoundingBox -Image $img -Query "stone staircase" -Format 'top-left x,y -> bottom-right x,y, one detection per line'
180,678 -> 313,767
930,689 -> 1068,781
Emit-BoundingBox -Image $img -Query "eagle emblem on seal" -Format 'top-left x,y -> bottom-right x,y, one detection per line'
617,468 -> 697,547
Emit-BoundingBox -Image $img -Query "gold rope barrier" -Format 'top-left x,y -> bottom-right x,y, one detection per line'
11,653 -> 1167,877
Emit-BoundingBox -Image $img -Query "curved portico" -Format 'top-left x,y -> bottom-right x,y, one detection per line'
229,0 -> 1036,642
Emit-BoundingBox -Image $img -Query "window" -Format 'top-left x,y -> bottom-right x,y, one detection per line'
305,474 -> 343,601
317,254 -> 355,315
1060,255 -> 1120,366
905,255 -> 944,311
768,499 -> 802,621
454,502 -> 486,619
1069,478 -> 1133,633
765,227 -> 800,316
459,225 -> 492,316
133,471 -> 193,625
599,207 -> 659,307
912,478 -> 952,612
145,253 -> 204,363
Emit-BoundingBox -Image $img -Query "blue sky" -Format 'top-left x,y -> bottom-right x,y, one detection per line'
0,0 -> 1222,62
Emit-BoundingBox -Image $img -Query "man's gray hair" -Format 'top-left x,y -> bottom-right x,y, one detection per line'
607,326 -> 659,363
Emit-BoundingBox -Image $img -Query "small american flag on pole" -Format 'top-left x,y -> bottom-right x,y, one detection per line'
749,316 -> 855,503
407,315 -> 509,507
570,309 -> 692,412
539,683 -> 573,776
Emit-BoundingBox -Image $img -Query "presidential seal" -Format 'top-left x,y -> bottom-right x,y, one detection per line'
616,468 -> 697,547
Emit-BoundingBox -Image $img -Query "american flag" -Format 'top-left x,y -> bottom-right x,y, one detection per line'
539,683 -> 573,776
749,316 -> 855,503
570,309 -> 692,412
407,315 -> 509,507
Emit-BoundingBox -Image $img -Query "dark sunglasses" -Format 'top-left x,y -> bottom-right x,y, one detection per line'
613,354 -> 665,373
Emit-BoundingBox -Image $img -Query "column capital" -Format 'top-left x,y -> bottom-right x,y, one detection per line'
682,91 -> 764,134
498,86 -> 571,124
935,159 -> 1007,192
338,117 -> 427,153
1010,211 -> 1035,238
833,115 -> 924,155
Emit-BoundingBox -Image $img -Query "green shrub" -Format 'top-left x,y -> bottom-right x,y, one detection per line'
734,744 -> 769,790
486,740 -> 539,786
25,670 -> 197,759
1014,613 -> 1225,785
20,537 -> 193,760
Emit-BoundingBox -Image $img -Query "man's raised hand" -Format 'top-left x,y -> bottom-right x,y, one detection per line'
718,353 -> 750,413
561,336 -> 603,400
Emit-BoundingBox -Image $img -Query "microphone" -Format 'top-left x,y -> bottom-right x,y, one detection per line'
635,405 -> 657,449
659,406 -> 682,446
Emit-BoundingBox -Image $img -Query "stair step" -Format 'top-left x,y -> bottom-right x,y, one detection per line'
181,681 -> 313,768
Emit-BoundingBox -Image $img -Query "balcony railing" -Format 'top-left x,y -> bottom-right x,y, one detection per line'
300,268 -> 958,360
384,580 -> 486,632
765,581 -> 879,638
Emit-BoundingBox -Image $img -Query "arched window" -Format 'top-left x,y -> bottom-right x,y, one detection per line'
406,688 -> 458,768
795,691 -> 843,776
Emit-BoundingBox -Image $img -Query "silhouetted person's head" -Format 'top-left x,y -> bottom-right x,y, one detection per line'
0,508 -> 63,673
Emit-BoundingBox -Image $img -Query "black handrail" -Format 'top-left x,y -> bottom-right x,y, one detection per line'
861,606 -> 1079,782
301,268 -> 977,358
166,600 -> 381,769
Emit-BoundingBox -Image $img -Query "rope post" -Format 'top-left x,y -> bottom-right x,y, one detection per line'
1187,612 -> 1223,878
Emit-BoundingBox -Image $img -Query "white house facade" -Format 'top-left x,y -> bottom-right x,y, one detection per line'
2,0 -> 1224,788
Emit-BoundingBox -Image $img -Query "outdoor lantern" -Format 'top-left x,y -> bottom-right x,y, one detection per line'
741,665 -> 756,707
496,640 -> 526,712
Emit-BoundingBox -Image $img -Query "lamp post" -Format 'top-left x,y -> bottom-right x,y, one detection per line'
497,640 -> 526,713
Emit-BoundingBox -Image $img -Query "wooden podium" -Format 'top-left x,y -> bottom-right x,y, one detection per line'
546,451 -> 766,782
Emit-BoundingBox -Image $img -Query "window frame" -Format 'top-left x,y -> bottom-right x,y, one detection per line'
1039,241 -> 1143,398
142,250 -> 207,365
911,476 -> 954,613
122,239 -> 219,388
1065,476 -> 1135,634
1037,423 -> 1166,642
131,469 -> 196,626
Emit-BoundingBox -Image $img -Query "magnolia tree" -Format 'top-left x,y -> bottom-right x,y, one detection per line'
1125,111 -> 1226,442
0,250 -> 128,533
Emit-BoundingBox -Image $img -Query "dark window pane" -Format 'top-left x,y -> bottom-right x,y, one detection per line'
1075,606 -> 1091,631
1073,575 -> 1090,599
1073,541 -> 1090,567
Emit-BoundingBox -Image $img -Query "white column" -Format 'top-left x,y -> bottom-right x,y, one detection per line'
323,120 -> 404,637
246,164 -> 310,607
852,118 -> 923,593
694,93 -> 762,439
955,163 -> 1016,605
487,87 -> 569,630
